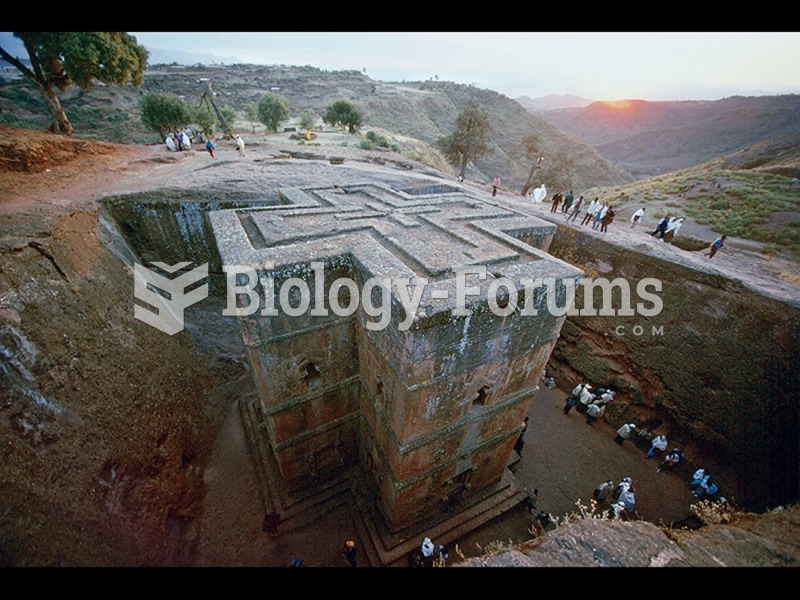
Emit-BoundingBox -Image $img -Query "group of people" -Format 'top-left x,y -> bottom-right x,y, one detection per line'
164,129 -> 195,152
689,468 -> 720,500
551,193 -> 617,233
632,427 -> 687,473
565,377 -> 728,520
593,476 -> 637,518
563,382 -> 616,425
166,130 -> 247,161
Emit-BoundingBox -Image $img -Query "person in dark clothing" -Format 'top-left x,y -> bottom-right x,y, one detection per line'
262,512 -> 281,537
342,539 -> 358,567
550,193 -> 562,213
561,191 -> 574,214
514,433 -> 525,456
600,207 -> 616,233
649,215 -> 671,238
707,235 -> 726,258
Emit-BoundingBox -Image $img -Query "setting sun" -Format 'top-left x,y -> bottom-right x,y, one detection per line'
599,99 -> 636,110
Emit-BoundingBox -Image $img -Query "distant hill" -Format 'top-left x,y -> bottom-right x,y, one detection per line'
146,47 -> 243,66
537,96 -> 800,178
516,94 -> 593,112
0,63 -> 633,193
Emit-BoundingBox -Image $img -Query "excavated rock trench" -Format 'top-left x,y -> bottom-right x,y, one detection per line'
97,186 -> 800,566
4,137 -> 796,567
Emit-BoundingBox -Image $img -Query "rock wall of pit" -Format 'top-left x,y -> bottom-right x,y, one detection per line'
545,225 -> 800,512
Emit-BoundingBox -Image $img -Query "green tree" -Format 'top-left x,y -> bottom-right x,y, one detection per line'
0,32 -> 147,136
192,102 -> 217,136
437,99 -> 492,178
512,133 -> 574,195
257,93 -> 289,133
220,106 -> 237,131
539,147 -> 575,193
323,100 -> 363,133
244,102 -> 259,133
299,110 -> 317,131
514,132 -> 546,197
139,92 -> 193,139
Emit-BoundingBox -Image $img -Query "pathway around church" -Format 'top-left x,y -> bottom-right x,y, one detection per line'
196,385 -> 698,568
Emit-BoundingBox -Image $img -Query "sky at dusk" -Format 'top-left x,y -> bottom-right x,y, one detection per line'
3,32 -> 799,102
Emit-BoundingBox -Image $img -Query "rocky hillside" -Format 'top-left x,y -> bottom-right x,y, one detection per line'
458,502 -> 800,567
0,63 -> 633,193
537,95 -> 800,178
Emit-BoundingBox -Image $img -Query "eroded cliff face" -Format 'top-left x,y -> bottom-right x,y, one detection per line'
0,208 -> 248,566
544,225 -> 800,512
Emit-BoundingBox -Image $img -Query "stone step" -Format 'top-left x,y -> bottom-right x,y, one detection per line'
238,397 -> 353,535
348,468 -> 529,566
240,396 -> 530,561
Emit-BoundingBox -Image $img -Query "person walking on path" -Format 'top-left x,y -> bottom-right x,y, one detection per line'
550,192 -> 562,213
342,539 -> 358,567
661,217 -> 684,242
567,195 -> 584,223
593,203 -> 608,230
205,139 -> 216,159
562,191 -> 574,214
630,207 -> 645,228
492,176 -> 501,197
581,198 -> 598,225
600,206 -> 616,233
649,215 -> 670,238
513,431 -> 526,456
707,235 -> 726,258
615,422 -> 636,445
235,134 -> 246,157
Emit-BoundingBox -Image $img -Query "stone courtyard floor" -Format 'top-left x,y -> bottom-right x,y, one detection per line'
195,385 -> 699,567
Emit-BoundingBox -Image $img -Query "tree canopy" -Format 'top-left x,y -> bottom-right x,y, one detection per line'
257,93 -> 289,133
323,100 -> 363,133
437,99 -> 492,178
512,132 -> 574,195
0,32 -> 148,136
139,92 -> 193,139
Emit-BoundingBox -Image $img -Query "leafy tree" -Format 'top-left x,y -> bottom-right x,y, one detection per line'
257,93 -> 289,133
192,102 -> 217,136
244,102 -> 259,132
220,106 -> 237,131
323,100 -> 363,133
512,132 -> 575,195
540,147 -> 575,193
437,99 -> 492,178
139,92 -> 193,139
299,110 -> 317,131
514,133 -> 546,197
0,32 -> 147,136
